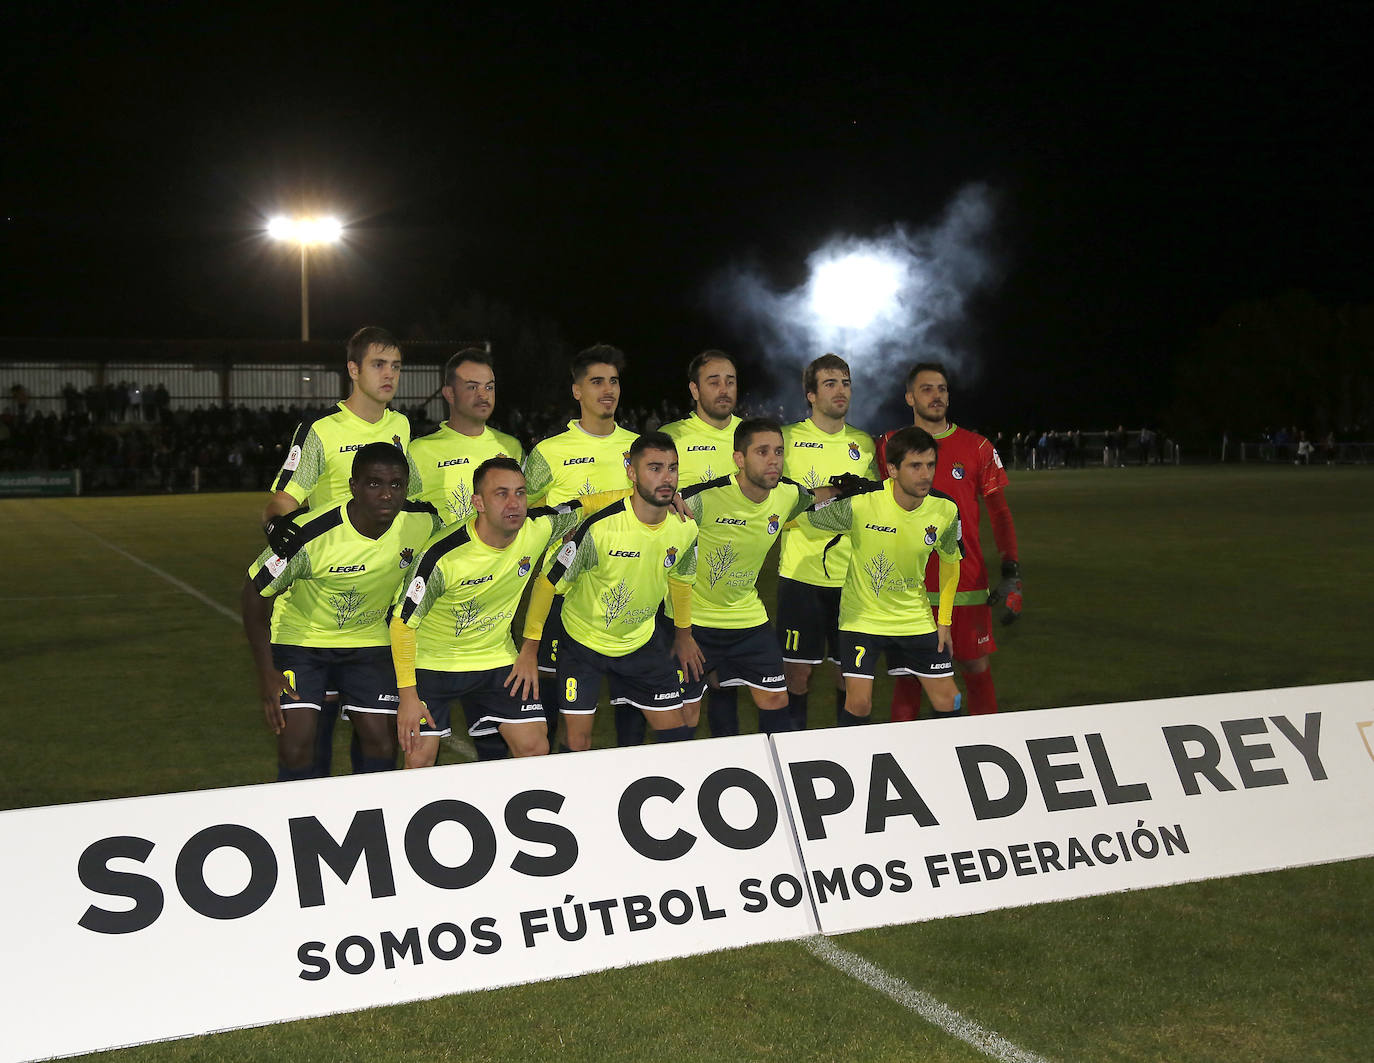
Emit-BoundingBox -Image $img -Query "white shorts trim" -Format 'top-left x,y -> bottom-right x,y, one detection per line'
611,695 -> 682,712
782,654 -> 825,665
342,704 -> 398,716
559,707 -> 598,716
281,700 -> 321,711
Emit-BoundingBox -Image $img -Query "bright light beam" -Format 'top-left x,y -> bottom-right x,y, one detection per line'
807,251 -> 905,331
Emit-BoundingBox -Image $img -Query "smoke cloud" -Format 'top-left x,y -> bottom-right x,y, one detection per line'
708,183 -> 1001,429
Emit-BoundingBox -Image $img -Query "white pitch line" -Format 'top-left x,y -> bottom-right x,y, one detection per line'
803,935 -> 1051,1063
57,510 -> 479,763
59,515 -> 240,621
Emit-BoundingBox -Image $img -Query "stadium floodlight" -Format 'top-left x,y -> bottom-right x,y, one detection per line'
807,250 -> 905,332
267,214 -> 345,340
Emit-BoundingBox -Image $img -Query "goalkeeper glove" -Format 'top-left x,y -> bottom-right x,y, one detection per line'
264,514 -> 302,557
988,559 -> 1022,626
828,473 -> 884,498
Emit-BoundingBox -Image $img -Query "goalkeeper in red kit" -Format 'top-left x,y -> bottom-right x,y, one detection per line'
875,362 -> 1021,718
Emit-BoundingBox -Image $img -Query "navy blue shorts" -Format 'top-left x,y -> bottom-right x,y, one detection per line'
558,634 -> 684,715
272,644 -> 399,716
682,622 -> 787,703
416,666 -> 544,738
839,630 -> 954,680
776,577 -> 841,665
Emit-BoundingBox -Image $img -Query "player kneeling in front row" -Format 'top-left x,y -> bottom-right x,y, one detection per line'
389,457 -> 617,767
242,443 -> 441,780
523,433 -> 703,751
677,417 -> 847,734
800,426 -> 963,723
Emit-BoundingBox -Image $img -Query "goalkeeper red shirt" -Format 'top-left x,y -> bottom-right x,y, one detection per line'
876,424 -> 1008,601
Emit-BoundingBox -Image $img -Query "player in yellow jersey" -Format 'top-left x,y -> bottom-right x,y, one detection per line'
410,347 -> 525,526
523,433 -> 702,751
242,443 -> 441,780
778,353 -> 877,728
661,350 -> 743,485
662,349 -> 746,735
390,456 -> 622,767
260,326 -> 417,777
523,344 -> 643,744
801,425 -> 962,723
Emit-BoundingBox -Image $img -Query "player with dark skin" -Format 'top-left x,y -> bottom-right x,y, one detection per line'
242,452 -> 409,774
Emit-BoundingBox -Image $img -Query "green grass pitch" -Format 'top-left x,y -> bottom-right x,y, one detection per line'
1,464 -> 1371,1061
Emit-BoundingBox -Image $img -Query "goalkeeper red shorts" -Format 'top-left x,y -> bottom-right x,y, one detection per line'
950,603 -> 996,662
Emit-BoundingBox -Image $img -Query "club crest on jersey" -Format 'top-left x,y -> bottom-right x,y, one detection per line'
767,513 -> 781,535
951,461 -> 966,480
664,546 -> 678,568
848,442 -> 861,461
517,555 -> 531,577
623,450 -> 632,469
392,435 -> 403,450
399,547 -> 415,569
924,525 -> 938,546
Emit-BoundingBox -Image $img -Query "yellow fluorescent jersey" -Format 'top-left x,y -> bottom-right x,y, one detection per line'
394,502 -> 585,670
271,403 -> 419,509
248,500 -> 441,648
521,420 -> 638,505
546,499 -> 699,655
409,423 -> 525,526
678,475 -> 812,629
661,413 -> 743,485
802,483 -> 962,636
778,418 -> 877,587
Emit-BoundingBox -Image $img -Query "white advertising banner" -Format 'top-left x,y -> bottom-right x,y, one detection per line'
0,736 -> 813,1063
772,682 -> 1374,935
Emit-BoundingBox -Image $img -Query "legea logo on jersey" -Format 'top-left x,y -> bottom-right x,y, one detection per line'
664,546 -> 678,568
517,555 -> 531,577
951,461 -> 966,480
848,442 -> 861,461
924,525 -> 938,546
767,513 -> 781,535
399,548 -> 415,569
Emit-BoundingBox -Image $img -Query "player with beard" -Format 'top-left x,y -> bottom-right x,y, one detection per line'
390,457 -> 624,767
243,444 -> 441,780
261,326 -> 419,777
777,354 -> 877,729
662,349 -> 745,734
409,348 -> 524,526
677,418 -> 849,735
801,426 -> 962,722
522,433 -> 703,751
876,362 -> 1020,718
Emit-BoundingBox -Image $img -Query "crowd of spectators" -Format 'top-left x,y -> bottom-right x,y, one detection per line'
0,384 -> 789,494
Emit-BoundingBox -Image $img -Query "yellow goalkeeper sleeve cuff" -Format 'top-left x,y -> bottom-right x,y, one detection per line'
523,575 -> 557,642
390,617 -> 418,689
938,556 -> 960,627
668,577 -> 693,628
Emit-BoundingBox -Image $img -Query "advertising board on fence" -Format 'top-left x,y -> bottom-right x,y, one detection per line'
1,682 -> 1371,1062
0,469 -> 80,497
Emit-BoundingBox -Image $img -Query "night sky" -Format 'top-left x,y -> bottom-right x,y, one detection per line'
3,5 -> 1371,426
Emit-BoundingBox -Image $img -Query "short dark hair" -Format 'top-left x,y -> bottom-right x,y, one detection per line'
444,346 -> 493,388
472,454 -> 523,494
803,353 -> 850,399
734,416 -> 783,454
629,431 -> 677,462
884,425 -> 939,469
346,326 -> 401,366
571,343 -> 626,383
351,440 -> 408,477
905,361 -> 950,391
688,349 -> 734,388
